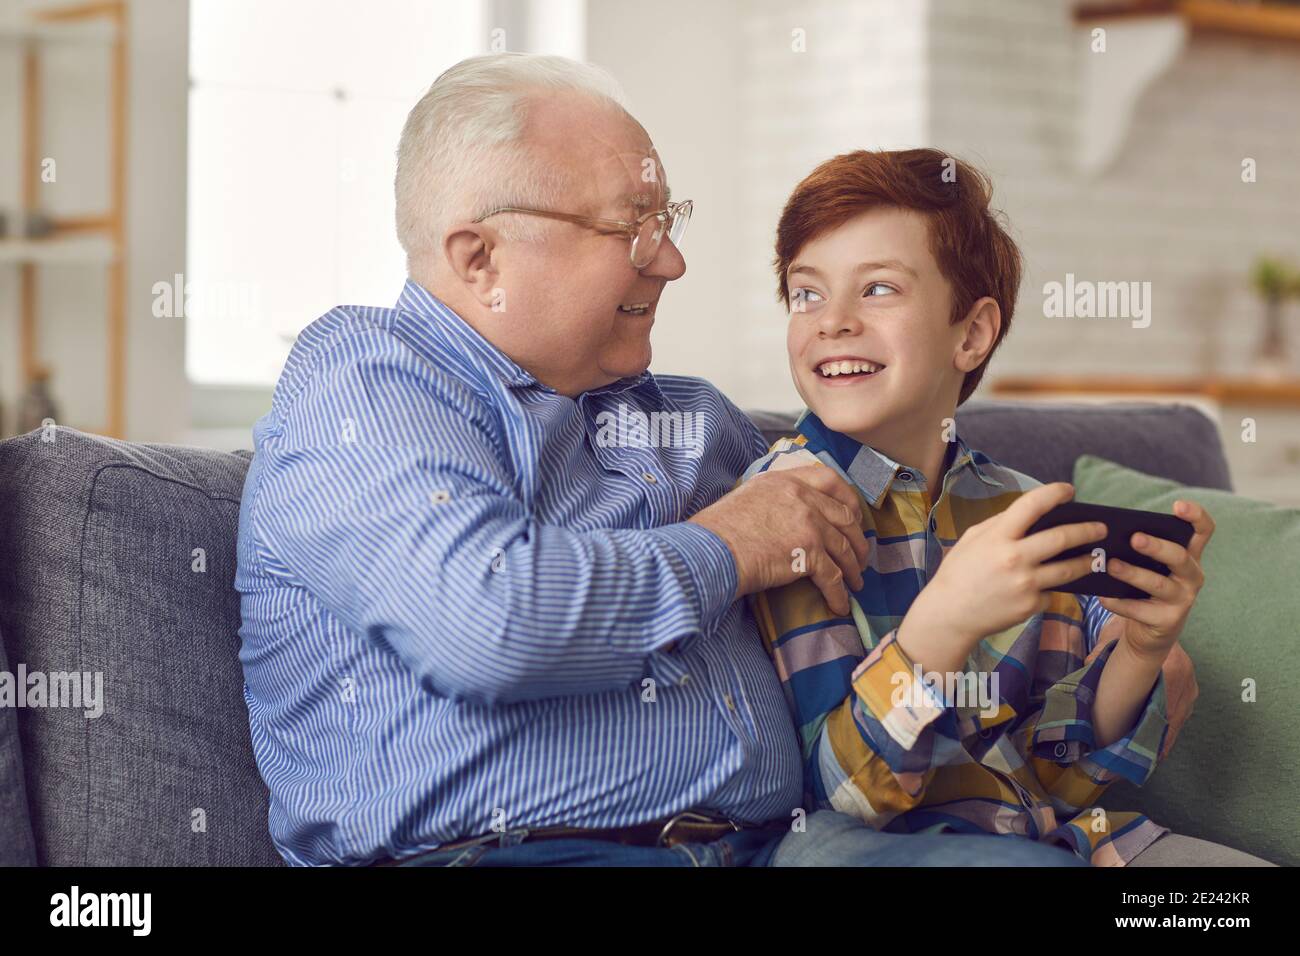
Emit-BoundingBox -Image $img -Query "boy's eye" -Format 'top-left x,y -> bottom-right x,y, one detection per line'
864,282 -> 895,297
791,287 -> 824,307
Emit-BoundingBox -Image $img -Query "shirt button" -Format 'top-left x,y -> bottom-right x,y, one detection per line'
678,674 -> 691,687
723,692 -> 736,712
1054,742 -> 1069,759
898,471 -> 913,481
979,727 -> 993,740
642,472 -> 657,485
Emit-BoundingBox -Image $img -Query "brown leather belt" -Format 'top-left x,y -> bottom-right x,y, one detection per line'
374,810 -> 745,865
520,811 -> 743,849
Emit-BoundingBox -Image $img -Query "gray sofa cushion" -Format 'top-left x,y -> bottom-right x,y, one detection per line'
0,631 -> 37,865
0,427 -> 280,866
747,400 -> 1233,491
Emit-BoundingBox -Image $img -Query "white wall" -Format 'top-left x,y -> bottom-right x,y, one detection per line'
585,0 -> 747,403
125,0 -> 190,441
927,0 -> 1300,381
734,0 -> 929,408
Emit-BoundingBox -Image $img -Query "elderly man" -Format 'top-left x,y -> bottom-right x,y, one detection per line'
234,53 -> 1190,867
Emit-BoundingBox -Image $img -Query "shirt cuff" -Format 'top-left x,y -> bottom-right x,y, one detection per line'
849,629 -> 953,772
1032,639 -> 1169,787
644,521 -> 740,643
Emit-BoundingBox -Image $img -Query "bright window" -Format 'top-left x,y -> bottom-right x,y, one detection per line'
185,0 -> 487,385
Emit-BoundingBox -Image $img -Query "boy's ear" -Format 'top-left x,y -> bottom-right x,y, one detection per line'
954,296 -> 1002,373
442,223 -> 502,310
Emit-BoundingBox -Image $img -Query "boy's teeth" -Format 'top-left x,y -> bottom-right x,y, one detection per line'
818,360 -> 881,377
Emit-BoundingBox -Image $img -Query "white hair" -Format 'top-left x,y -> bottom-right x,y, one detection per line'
395,53 -> 631,268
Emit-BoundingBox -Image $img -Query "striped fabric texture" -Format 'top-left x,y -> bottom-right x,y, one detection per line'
745,410 -> 1170,865
234,280 -> 803,865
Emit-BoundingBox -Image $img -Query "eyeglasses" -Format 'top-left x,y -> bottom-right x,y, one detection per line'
472,199 -> 693,269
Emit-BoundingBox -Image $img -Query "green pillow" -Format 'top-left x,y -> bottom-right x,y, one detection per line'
1072,454 -> 1299,866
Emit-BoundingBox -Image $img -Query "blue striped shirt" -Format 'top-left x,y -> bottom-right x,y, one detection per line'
234,279 -> 803,865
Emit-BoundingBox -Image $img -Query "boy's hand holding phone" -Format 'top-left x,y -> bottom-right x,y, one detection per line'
899,481 -> 1214,680
1094,497 -> 1214,664
898,482 -> 1106,674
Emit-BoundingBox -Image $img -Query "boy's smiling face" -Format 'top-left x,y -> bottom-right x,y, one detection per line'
785,206 -> 978,454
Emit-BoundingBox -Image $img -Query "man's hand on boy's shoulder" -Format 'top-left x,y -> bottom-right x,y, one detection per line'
689,461 -> 869,617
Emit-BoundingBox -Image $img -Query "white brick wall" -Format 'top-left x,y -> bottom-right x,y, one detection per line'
928,0 -> 1300,386
725,0 -> 1300,410
734,0 -> 928,409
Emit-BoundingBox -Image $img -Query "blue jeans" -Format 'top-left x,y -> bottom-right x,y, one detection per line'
770,810 -> 1087,866
391,811 -> 1086,867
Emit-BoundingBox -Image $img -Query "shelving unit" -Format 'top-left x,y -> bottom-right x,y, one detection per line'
0,235 -> 116,264
1,0 -> 127,437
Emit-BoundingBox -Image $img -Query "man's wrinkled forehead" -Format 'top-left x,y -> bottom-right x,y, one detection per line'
581,146 -> 670,217
544,138 -> 669,217
524,93 -> 670,215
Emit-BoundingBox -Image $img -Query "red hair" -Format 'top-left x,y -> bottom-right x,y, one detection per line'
774,149 -> 1021,405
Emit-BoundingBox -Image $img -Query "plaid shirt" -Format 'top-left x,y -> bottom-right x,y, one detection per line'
744,410 -> 1170,865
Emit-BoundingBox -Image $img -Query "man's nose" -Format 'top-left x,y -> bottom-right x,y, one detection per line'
640,235 -> 686,280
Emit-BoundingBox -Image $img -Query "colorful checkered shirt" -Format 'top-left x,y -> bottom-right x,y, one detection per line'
744,409 -> 1170,865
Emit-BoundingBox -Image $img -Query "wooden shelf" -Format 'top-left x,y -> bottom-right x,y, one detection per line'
991,376 -> 1300,406
0,18 -> 116,44
1076,1 -> 1300,41
0,236 -> 116,264
1183,0 -> 1300,40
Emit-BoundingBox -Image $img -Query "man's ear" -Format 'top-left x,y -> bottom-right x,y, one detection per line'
954,296 -> 1002,373
442,224 -> 501,310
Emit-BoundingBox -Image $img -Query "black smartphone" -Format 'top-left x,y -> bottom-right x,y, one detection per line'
1025,500 -> 1195,600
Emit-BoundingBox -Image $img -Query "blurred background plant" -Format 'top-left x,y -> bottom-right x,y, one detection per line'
1249,256 -> 1298,375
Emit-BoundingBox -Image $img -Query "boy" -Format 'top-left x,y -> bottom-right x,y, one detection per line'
743,149 -> 1215,865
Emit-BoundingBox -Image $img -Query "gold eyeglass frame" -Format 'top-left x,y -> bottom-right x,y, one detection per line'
472,199 -> 693,268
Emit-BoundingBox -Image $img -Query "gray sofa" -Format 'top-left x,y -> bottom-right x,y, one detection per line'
0,400 -> 1233,866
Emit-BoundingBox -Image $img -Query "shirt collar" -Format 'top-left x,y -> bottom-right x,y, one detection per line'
794,408 -> 1000,508
395,279 -> 663,403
